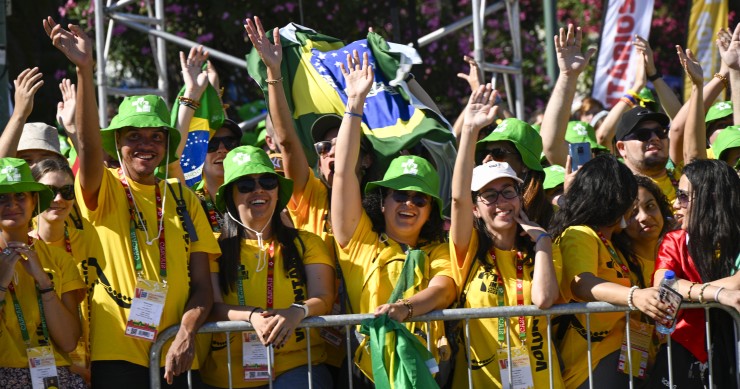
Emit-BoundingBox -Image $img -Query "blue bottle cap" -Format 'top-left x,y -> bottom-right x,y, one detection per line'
664,270 -> 675,279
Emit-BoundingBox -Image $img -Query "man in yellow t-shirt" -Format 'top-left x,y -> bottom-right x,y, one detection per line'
61,36 -> 221,388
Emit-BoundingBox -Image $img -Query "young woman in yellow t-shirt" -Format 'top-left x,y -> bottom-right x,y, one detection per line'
450,84 -> 563,388
201,146 -> 335,389
551,155 -> 674,389
0,158 -> 86,387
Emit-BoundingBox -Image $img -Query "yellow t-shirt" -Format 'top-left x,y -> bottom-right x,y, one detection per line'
556,226 -> 633,388
707,147 -> 715,160
200,231 -> 333,388
652,164 -> 682,205
75,168 -> 221,368
450,232 -> 565,389
0,240 -> 85,367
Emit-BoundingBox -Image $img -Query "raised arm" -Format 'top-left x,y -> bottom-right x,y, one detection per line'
452,56 -> 483,141
56,78 -> 80,152
331,51 -> 374,247
44,17 -> 102,209
541,24 -> 596,166
450,84 -> 498,262
246,17 -> 311,195
718,24 -> 740,125
634,35 -> 681,119
678,46 -> 706,163
0,68 -> 44,158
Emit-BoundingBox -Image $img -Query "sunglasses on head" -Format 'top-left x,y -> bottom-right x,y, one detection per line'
623,127 -> 669,142
207,136 -> 240,153
476,147 -> 516,163
235,175 -> 279,193
47,184 -> 75,201
314,139 -> 336,156
390,190 -> 430,207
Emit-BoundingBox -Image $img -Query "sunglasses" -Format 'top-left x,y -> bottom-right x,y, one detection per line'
675,189 -> 693,208
314,139 -> 336,156
390,191 -> 430,207
623,127 -> 669,142
235,175 -> 279,193
476,147 -> 517,163
47,184 -> 76,201
477,186 -> 519,204
207,136 -> 240,153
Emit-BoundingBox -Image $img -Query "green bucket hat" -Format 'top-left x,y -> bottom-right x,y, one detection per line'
543,165 -> 566,190
565,121 -> 608,151
477,118 -> 543,171
711,125 -> 740,162
364,155 -> 443,217
706,101 -> 733,123
216,146 -> 293,212
0,158 -> 53,213
102,95 -> 180,166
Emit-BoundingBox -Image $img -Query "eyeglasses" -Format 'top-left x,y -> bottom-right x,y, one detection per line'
623,127 -> 669,142
476,147 -> 516,163
235,175 -> 279,193
477,186 -> 519,205
47,184 -> 75,201
676,189 -> 693,208
314,139 -> 336,156
390,191 -> 430,207
207,136 -> 240,153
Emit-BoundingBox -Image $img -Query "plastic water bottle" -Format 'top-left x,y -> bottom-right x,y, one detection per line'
656,270 -> 678,334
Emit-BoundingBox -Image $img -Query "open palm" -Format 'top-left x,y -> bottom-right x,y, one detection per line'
718,24 -> 740,70
464,84 -> 498,130
246,16 -> 282,70
43,17 -> 93,69
555,24 -> 596,76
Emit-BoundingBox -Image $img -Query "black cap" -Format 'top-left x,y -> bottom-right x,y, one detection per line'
310,114 -> 343,143
616,108 -> 670,141
220,118 -> 243,139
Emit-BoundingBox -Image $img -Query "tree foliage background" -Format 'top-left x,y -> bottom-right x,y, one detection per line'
7,0 -> 739,126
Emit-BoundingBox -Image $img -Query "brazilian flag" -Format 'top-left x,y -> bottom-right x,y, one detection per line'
246,24 -> 455,175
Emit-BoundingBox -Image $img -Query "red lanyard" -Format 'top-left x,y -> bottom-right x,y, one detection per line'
489,249 -> 527,342
596,230 -> 629,276
118,169 -> 167,279
63,225 -> 72,255
264,242 -> 275,309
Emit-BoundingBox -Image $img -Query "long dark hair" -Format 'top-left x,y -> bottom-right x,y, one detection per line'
683,159 -> 740,282
521,169 -> 553,229
362,187 -> 446,245
217,185 -> 305,295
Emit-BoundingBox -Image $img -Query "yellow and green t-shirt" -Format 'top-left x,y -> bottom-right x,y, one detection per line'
75,168 -> 221,368
450,232 -> 565,389
0,240 -> 85,367
201,231 -> 333,388
556,225 -> 633,388
652,163 -> 682,205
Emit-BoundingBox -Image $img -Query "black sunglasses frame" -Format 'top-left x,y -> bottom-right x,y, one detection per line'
207,136 -> 241,153
235,175 -> 279,193
47,184 -> 76,201
390,190 -> 430,208
623,127 -> 669,142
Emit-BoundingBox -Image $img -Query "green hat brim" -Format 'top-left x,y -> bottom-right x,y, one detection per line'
101,120 -> 180,167
365,175 -> 443,218
0,183 -> 53,213
476,133 -> 543,172
216,170 -> 293,213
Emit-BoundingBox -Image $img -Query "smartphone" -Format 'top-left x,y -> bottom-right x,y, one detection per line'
568,142 -> 592,172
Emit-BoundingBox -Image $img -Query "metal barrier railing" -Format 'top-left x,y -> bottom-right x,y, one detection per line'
149,302 -> 740,389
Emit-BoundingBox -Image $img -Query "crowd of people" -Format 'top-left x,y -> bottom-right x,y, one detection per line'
0,13 -> 739,389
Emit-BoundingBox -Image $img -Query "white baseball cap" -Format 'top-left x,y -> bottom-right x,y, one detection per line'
471,161 -> 523,191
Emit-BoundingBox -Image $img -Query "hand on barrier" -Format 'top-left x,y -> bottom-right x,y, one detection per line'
163,328 -> 196,384
716,288 -> 740,313
260,307 -> 304,349
374,302 -> 410,322
632,287 -> 673,326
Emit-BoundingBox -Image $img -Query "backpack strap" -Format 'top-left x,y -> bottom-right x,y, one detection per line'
166,179 -> 199,242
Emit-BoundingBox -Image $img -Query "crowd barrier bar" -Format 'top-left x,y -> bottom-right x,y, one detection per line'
149,302 -> 740,389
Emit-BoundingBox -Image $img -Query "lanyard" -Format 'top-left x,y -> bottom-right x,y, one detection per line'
596,230 -> 630,277
63,224 -> 72,255
118,169 -> 167,280
489,249 -> 527,343
235,241 -> 275,308
201,186 -> 221,233
8,282 -> 49,348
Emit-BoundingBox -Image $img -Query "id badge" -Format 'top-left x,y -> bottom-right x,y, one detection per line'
320,301 -> 344,347
125,279 -> 168,341
27,346 -> 59,389
618,318 -> 653,379
497,346 -> 535,389
242,331 -> 273,381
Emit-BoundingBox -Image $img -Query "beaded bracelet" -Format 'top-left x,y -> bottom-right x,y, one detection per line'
687,282 -> 698,302
714,73 -> 729,90
627,286 -> 639,310
266,77 -> 284,85
177,96 -> 201,110
699,283 -> 711,304
398,299 -> 414,321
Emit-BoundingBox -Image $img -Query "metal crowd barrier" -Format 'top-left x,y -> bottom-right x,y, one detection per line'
149,302 -> 740,389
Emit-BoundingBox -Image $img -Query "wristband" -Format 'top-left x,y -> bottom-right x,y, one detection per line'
620,97 -> 636,108
38,283 -> 55,295
248,308 -> 261,323
266,77 -> 283,85
627,286 -> 639,310
714,287 -> 725,303
177,96 -> 201,109
535,232 -> 552,245
647,73 -> 662,82
291,303 -> 309,319
699,283 -> 711,304
626,89 -> 641,101
344,111 -> 363,118
0,284 -> 6,293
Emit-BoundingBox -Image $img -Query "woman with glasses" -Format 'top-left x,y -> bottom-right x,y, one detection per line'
0,157 -> 87,388
200,145 -> 335,389
648,159 -> 740,388
450,84 -> 563,388
551,154 -> 673,389
30,156 -> 106,384
331,50 -> 455,387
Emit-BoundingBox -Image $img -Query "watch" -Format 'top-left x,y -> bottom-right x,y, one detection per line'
290,303 -> 309,319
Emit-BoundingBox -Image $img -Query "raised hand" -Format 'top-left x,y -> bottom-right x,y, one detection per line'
13,67 -> 44,119
633,35 -> 657,77
56,78 -> 76,131
340,50 -> 374,100
245,16 -> 282,72
457,55 -> 483,92
717,27 -> 732,73
677,45 -> 703,86
555,24 -> 597,77
180,45 -> 209,99
43,17 -> 94,69
463,83 -> 499,130
718,23 -> 740,71
514,209 -> 548,242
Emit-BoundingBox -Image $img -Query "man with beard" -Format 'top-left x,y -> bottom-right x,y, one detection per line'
615,108 -> 678,203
